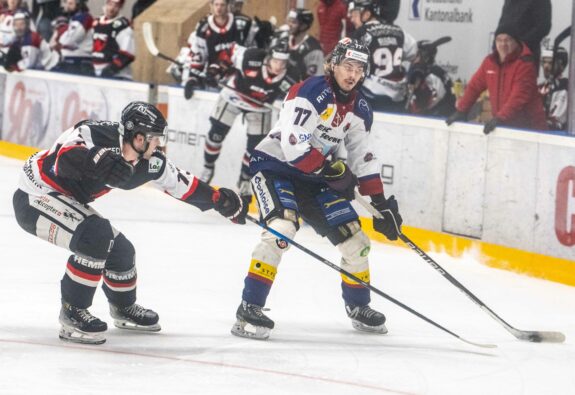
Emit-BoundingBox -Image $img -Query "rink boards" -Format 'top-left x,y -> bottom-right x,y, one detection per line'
0,69 -> 573,286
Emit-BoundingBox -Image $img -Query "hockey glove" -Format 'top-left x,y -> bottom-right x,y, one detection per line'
445,110 -> 466,126
213,187 -> 247,224
322,160 -> 357,200
184,77 -> 203,99
483,117 -> 499,134
205,64 -> 223,88
84,147 -> 134,187
371,195 -> 403,241
100,65 -> 118,78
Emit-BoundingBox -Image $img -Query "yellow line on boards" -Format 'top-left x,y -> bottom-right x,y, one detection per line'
2,140 -> 573,287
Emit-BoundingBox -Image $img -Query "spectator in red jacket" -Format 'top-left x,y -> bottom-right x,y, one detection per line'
317,0 -> 348,55
446,25 -> 547,133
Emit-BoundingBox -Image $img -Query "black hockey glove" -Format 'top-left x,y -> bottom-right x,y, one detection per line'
371,195 -> 403,241
100,65 -> 118,78
322,160 -> 357,200
84,147 -> 134,187
205,64 -> 223,88
483,117 -> 499,134
184,76 -> 203,99
213,187 -> 247,224
445,110 -> 466,126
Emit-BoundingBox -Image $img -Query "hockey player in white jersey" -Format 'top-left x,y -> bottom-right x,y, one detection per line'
231,38 -> 403,340
13,102 -> 247,345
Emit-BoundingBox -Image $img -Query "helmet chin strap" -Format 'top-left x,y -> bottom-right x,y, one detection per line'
128,134 -> 149,159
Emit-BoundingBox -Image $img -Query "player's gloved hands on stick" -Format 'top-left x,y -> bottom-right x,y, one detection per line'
205,64 -> 222,88
213,188 -> 247,224
445,110 -> 466,126
371,194 -> 403,241
85,147 -> 134,187
483,117 -> 499,134
322,160 -> 357,200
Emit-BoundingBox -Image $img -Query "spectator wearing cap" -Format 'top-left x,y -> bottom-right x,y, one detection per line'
538,46 -> 569,130
0,10 -> 59,71
317,0 -> 348,55
92,0 -> 134,80
50,0 -> 94,76
446,25 -> 547,134
496,0 -> 551,66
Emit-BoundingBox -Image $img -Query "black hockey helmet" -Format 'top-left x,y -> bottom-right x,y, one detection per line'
121,101 -> 168,154
268,35 -> 290,60
352,0 -> 384,20
330,37 -> 371,77
287,8 -> 314,31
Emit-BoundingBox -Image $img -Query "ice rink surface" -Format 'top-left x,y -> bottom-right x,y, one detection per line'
1,155 -> 574,395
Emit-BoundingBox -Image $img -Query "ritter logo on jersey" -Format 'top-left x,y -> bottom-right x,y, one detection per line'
409,0 -> 421,20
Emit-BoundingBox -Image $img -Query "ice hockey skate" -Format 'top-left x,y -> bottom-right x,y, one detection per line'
345,304 -> 388,334
199,165 -> 215,184
59,301 -> 108,345
110,303 -> 161,332
231,300 -> 274,340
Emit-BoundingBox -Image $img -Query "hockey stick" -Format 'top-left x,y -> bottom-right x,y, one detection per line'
142,22 -> 184,66
245,215 -> 496,349
218,82 -> 276,110
354,192 -> 566,343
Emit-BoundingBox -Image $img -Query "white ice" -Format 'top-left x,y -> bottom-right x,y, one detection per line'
0,155 -> 574,395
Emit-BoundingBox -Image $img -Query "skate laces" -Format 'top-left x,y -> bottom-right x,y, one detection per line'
76,308 -> 98,323
347,305 -> 378,319
123,304 -> 147,319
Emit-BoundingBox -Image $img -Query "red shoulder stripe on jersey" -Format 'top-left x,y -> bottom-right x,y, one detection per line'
290,147 -> 325,173
285,81 -> 305,101
180,176 -> 200,201
358,174 -> 383,196
37,152 -> 72,196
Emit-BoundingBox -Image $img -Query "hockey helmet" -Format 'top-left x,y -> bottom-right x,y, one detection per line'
352,0 -> 384,19
287,8 -> 314,31
268,36 -> 290,61
417,40 -> 438,65
121,102 -> 168,150
12,10 -> 31,37
330,37 -> 371,77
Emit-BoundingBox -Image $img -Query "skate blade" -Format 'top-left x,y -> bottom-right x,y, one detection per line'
351,320 -> 388,334
231,319 -> 271,340
113,319 -> 161,332
59,325 -> 106,345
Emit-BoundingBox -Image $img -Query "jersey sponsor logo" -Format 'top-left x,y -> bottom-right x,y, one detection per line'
324,198 -> 346,209
253,174 -> 274,217
316,88 -> 331,104
63,209 -> 82,223
148,157 -> 163,173
214,42 -> 235,52
331,111 -> 344,127
364,152 -> 374,162
74,255 -> 105,270
358,99 -> 369,113
275,239 -> 288,249
319,132 -> 341,144
320,106 -> 334,120
317,124 -> 332,133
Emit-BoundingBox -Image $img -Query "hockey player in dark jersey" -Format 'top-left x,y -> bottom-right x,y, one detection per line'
351,0 -> 417,112
406,38 -> 455,117
12,102 -> 247,345
171,0 -> 251,91
284,8 -> 324,81
199,39 -> 296,203
91,0 -> 134,79
230,38 -> 403,340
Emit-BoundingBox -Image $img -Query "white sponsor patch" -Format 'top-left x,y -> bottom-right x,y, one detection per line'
251,172 -> 276,218
149,156 -> 163,173
345,49 -> 368,63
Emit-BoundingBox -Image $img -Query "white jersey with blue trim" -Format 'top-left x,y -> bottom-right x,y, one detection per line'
252,75 -> 383,195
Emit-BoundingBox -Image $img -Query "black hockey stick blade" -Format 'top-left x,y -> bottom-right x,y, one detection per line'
354,191 -> 566,344
246,215 -> 497,349
431,36 -> 452,48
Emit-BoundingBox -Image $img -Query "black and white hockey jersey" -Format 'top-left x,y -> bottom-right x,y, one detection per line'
288,33 -> 324,81
182,13 -> 250,76
352,20 -> 417,102
220,46 -> 296,112
18,121 -> 217,211
92,15 -> 134,79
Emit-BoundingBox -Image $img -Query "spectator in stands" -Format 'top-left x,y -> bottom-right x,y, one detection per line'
1,0 -> 34,54
406,38 -> 455,117
92,0 -> 134,80
31,0 -> 60,41
538,46 -> 569,130
132,0 -> 156,20
50,0 -> 94,76
317,0 -> 348,55
446,25 -> 547,134
496,0 -> 551,66
0,10 -> 59,71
